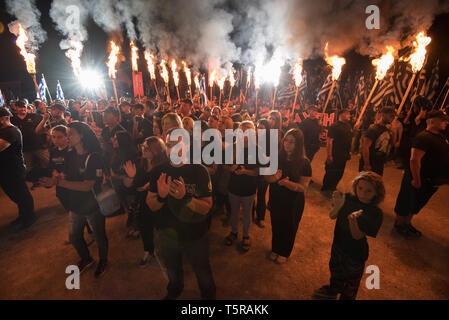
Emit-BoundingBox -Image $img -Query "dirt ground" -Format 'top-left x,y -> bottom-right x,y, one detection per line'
1,147 -> 448,300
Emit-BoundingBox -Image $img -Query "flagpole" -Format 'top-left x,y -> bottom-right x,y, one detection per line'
272,86 -> 277,110
255,89 -> 259,119
323,81 -> 336,113
397,73 -> 417,115
355,80 -> 379,127
432,77 -> 448,109
219,89 -> 222,107
440,86 -> 449,110
291,86 -> 299,115
32,74 -> 43,101
227,86 -> 233,107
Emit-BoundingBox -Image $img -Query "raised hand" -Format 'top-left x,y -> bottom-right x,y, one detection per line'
123,160 -> 136,178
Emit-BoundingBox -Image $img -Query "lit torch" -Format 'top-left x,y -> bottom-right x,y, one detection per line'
107,41 -> 120,107
144,50 -> 159,99
227,69 -> 236,106
244,67 -> 252,101
66,40 -> 83,78
356,46 -> 395,127
217,75 -> 226,107
209,70 -> 216,101
397,32 -> 431,115
182,61 -> 192,100
291,60 -> 303,114
194,74 -> 200,92
171,59 -> 180,100
160,59 -> 170,102
13,24 -> 41,100
130,41 -> 140,99
323,43 -> 346,113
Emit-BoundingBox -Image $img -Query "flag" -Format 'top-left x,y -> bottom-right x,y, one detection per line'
394,62 -> 413,104
277,83 -> 296,100
56,80 -> 65,101
0,89 -> 5,107
37,75 -> 47,103
298,72 -> 307,98
425,60 -> 439,101
199,74 -> 208,106
354,74 -> 366,107
317,74 -> 333,100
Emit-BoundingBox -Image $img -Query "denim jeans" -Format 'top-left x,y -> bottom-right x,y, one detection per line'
157,231 -> 216,300
229,192 -> 256,238
69,210 -> 108,261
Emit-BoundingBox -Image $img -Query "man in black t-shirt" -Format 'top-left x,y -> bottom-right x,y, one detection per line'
147,128 -> 215,300
322,109 -> 353,194
359,107 -> 396,176
0,107 -> 37,231
11,100 -> 49,179
394,110 -> 449,237
298,106 -> 322,162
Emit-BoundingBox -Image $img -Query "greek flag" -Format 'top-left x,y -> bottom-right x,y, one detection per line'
394,62 -> 413,103
371,72 -> 395,108
317,74 -> 333,100
0,89 -> 5,107
425,60 -> 439,101
354,75 -> 366,107
298,72 -> 307,97
56,80 -> 65,101
199,74 -> 208,106
37,75 -> 47,103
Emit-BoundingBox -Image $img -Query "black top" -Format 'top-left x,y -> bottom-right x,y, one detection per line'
11,113 -> 43,151
298,118 -> 321,153
62,149 -> 104,215
328,120 -> 352,161
148,162 -> 212,242
364,124 -> 391,163
0,125 -> 25,174
269,157 -> 312,210
49,146 -> 69,173
228,146 -> 259,197
333,193 -> 383,262
412,130 -> 449,182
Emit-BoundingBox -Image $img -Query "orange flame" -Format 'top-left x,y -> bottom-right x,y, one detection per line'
171,59 -> 179,86
372,46 -> 395,80
130,41 -> 139,72
15,24 -> 36,74
209,70 -> 216,87
407,32 -> 431,73
293,60 -> 303,87
217,75 -> 226,90
144,51 -> 156,80
107,41 -> 120,79
66,40 -> 83,77
246,67 -> 252,88
194,74 -> 200,89
228,69 -> 236,87
160,59 -> 169,84
182,61 -> 192,86
324,43 -> 346,81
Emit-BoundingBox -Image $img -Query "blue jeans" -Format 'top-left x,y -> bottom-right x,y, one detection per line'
158,231 -> 216,300
229,192 -> 256,238
69,210 -> 108,261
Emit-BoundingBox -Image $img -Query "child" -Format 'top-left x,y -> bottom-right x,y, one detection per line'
314,171 -> 384,300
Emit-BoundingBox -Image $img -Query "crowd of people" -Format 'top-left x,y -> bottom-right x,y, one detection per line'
0,92 -> 448,300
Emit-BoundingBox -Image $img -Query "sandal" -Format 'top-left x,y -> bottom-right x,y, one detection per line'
241,237 -> 251,251
225,232 -> 238,246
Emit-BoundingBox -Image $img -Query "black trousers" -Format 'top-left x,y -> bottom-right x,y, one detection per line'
394,170 -> 438,217
255,179 -> 268,221
329,245 -> 365,300
138,210 -> 155,254
359,157 -> 384,176
305,147 -> 319,163
270,193 -> 305,258
0,171 -> 35,222
322,159 -> 347,191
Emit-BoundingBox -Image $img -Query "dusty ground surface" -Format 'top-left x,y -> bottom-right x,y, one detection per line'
1,147 -> 448,300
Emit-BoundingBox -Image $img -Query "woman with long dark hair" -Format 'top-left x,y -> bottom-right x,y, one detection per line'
266,128 -> 312,263
123,136 -> 169,265
54,121 -> 109,277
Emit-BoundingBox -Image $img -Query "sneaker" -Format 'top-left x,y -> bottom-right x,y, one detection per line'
139,251 -> 153,266
268,252 -> 279,261
276,256 -> 288,264
313,285 -> 338,300
255,219 -> 265,228
94,259 -> 108,278
77,257 -> 95,274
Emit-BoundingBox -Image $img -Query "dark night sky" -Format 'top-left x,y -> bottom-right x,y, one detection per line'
1,1 -> 449,101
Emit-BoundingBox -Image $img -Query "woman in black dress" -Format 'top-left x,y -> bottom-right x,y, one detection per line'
266,128 -> 312,263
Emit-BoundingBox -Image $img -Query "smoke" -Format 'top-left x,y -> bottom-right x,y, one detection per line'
6,0 -> 47,52
86,0 -> 121,33
115,0 -> 137,41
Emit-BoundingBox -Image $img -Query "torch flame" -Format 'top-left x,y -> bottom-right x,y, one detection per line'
66,40 -> 83,77
293,60 -> 303,87
209,70 -> 216,88
372,46 -> 395,80
107,41 -> 120,79
144,51 -> 156,80
15,24 -> 36,74
324,43 -> 346,81
217,76 -> 226,90
160,59 -> 169,84
130,41 -> 139,72
408,32 -> 431,73
228,69 -> 236,87
246,67 -> 252,88
182,61 -> 192,86
194,74 -> 200,89
171,59 -> 179,86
